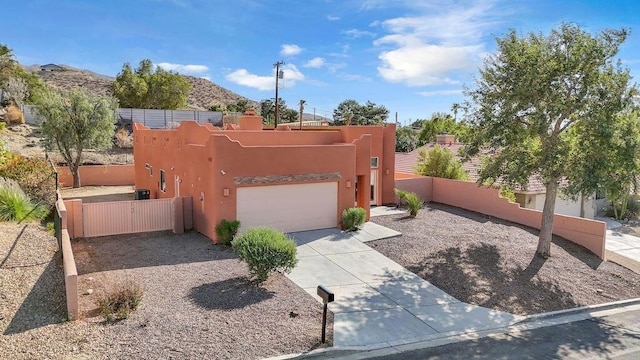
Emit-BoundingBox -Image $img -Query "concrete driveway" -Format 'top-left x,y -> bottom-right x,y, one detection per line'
286,223 -> 519,348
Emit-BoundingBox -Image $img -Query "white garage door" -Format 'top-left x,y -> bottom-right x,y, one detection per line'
236,182 -> 338,233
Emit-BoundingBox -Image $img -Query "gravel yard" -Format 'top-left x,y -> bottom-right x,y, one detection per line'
1,224 -> 330,359
370,203 -> 640,316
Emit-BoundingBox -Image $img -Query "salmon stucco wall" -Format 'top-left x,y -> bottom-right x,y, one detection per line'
394,176 -> 606,259
394,176 -> 433,202
58,165 -> 134,187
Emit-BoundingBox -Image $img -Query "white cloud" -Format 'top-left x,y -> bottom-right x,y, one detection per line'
226,69 -> 273,91
373,1 -> 504,86
303,57 -> 326,68
417,89 -> 463,97
280,64 -> 305,87
342,29 -> 376,38
340,73 -> 372,82
280,44 -> 302,56
327,15 -> 340,21
157,62 -> 209,74
326,62 -> 347,73
226,64 -> 305,91
375,35 -> 479,86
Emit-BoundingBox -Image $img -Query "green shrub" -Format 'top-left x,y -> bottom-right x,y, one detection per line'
394,188 -> 409,207
0,155 -> 55,208
606,196 -> 640,220
46,221 -> 55,236
499,186 -> 517,203
98,280 -> 143,321
405,192 -> 424,217
341,207 -> 366,231
215,219 -> 240,245
0,188 -> 49,222
232,227 -> 298,283
414,145 -> 468,180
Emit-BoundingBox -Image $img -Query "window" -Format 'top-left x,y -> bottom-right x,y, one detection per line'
370,157 -> 379,168
145,163 -> 153,176
160,169 -> 166,192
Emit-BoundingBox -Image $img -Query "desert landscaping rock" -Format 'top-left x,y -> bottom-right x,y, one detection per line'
1,224 -> 330,359
370,203 -> 640,316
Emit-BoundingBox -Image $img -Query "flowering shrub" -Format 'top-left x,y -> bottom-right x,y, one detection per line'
0,155 -> 56,207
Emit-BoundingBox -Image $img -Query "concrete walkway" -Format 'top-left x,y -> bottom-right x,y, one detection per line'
599,217 -> 640,274
286,221 -> 519,348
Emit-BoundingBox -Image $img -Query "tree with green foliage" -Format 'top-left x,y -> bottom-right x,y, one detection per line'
226,99 -> 250,113
0,44 -> 46,105
462,23 -> 635,258
584,110 -> 640,220
35,88 -> 117,188
415,145 -> 468,180
207,103 -> 225,112
395,126 -> 418,152
111,59 -> 191,109
332,99 -> 389,125
416,112 -> 469,146
259,97 -> 290,125
281,108 -> 299,123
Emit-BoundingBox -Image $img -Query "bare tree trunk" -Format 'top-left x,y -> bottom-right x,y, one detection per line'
71,164 -> 81,188
537,179 -> 559,258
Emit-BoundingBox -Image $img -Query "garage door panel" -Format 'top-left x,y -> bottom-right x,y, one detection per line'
237,182 -> 338,233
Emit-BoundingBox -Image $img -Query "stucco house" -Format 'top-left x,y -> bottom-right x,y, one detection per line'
133,110 -> 396,241
395,134 -> 597,219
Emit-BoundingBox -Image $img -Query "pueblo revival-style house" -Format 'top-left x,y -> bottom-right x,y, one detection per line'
133,110 -> 396,241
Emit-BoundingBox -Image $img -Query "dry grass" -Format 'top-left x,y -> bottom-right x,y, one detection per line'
97,280 -> 143,321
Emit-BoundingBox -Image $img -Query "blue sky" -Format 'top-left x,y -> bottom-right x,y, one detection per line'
5,0 -> 640,123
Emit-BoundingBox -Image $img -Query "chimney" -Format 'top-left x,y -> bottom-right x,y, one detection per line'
435,134 -> 455,145
237,109 -> 263,130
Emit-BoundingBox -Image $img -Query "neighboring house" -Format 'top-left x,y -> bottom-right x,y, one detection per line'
133,110 -> 396,241
395,134 -> 597,219
40,64 -> 64,72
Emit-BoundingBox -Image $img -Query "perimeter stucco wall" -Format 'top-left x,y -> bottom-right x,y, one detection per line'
58,165 -> 134,187
394,175 -> 433,202
133,121 -> 394,241
394,176 -> 606,259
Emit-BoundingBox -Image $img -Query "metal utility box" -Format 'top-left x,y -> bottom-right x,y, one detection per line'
134,189 -> 150,200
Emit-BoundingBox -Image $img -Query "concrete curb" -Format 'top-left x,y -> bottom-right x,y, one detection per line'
267,298 -> 640,360
515,297 -> 640,324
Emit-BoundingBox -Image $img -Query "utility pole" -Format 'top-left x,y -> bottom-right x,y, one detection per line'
299,99 -> 306,130
274,61 -> 284,127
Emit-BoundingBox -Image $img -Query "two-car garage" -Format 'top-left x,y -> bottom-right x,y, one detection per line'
236,182 -> 338,233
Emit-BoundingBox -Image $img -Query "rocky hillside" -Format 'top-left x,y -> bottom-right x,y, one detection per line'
183,75 -> 259,110
24,64 -> 258,110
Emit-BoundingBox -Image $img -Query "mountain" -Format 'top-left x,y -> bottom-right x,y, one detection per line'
23,63 -> 258,110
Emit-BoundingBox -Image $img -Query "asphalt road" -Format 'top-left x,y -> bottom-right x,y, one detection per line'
371,308 -> 640,360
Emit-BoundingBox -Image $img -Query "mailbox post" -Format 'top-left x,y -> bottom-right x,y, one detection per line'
317,285 -> 334,344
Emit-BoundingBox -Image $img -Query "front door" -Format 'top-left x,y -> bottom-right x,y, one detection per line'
370,170 -> 377,205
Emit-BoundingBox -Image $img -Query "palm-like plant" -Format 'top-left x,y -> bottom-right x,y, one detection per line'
0,188 -> 49,222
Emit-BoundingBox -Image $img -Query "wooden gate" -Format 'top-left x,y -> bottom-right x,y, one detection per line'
82,199 -> 174,237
